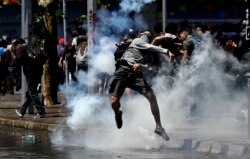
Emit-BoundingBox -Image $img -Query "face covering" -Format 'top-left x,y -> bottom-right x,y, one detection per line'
138,33 -> 152,43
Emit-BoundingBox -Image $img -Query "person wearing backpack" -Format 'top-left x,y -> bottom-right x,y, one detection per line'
15,38 -> 46,118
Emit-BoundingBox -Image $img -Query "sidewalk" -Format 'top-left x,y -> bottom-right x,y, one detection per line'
0,92 -> 70,131
1,92 -> 250,158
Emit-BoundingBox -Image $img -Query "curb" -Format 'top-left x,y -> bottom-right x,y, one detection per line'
188,139 -> 248,157
165,137 -> 250,157
226,144 -> 248,157
0,118 -> 63,131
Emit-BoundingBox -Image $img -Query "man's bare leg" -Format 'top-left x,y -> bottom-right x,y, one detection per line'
111,95 -> 123,129
143,91 -> 162,127
143,91 -> 170,141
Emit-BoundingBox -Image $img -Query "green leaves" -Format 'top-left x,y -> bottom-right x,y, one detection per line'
55,9 -> 63,17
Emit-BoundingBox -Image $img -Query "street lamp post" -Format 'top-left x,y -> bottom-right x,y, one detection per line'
62,0 -> 69,89
246,0 -> 250,41
63,0 -> 67,44
87,0 -> 96,94
162,0 -> 167,33
21,0 -> 32,102
245,0 -> 250,139
87,0 -> 96,48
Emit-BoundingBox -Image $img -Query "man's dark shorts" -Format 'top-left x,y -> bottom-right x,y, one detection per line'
108,60 -> 152,97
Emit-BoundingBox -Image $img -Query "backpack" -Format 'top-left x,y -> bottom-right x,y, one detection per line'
16,45 -> 47,67
27,46 -> 47,66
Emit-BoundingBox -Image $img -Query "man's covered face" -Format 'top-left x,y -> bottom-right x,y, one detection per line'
138,31 -> 153,43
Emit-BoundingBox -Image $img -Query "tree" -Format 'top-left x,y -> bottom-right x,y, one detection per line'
38,0 -> 59,106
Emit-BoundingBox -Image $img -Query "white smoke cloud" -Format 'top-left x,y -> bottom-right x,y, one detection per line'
89,36 -> 116,75
52,0 -> 249,152
153,33 -> 248,133
120,0 -> 156,13
53,0 -> 162,150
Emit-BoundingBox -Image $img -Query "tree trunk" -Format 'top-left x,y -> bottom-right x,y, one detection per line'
42,0 -> 59,106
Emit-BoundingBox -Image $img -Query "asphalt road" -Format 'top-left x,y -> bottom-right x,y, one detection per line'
0,125 -> 240,159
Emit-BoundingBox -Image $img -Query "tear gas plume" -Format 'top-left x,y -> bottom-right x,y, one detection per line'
153,33 -> 248,138
54,0 -> 163,150
119,0 -> 156,13
53,1 -> 249,151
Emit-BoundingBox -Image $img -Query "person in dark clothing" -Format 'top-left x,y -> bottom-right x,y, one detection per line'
114,28 -> 138,62
11,39 -> 22,92
0,48 -> 9,95
15,40 -> 46,118
151,30 -> 180,76
3,48 -> 14,94
114,38 -> 133,62
109,31 -> 174,141
58,30 -> 78,83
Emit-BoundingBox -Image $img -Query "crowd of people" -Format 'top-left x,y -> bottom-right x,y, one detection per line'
0,19 -> 249,139
0,20 -> 248,96
58,18 -> 250,94
0,36 -> 22,95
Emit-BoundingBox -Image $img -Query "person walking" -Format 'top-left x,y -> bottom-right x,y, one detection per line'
108,30 -> 174,141
57,38 -> 66,85
15,38 -> 46,118
58,30 -> 79,83
75,35 -> 88,73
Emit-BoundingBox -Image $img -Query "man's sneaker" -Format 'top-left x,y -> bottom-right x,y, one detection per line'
34,113 -> 46,118
115,110 -> 123,129
154,127 -> 170,141
15,109 -> 24,118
